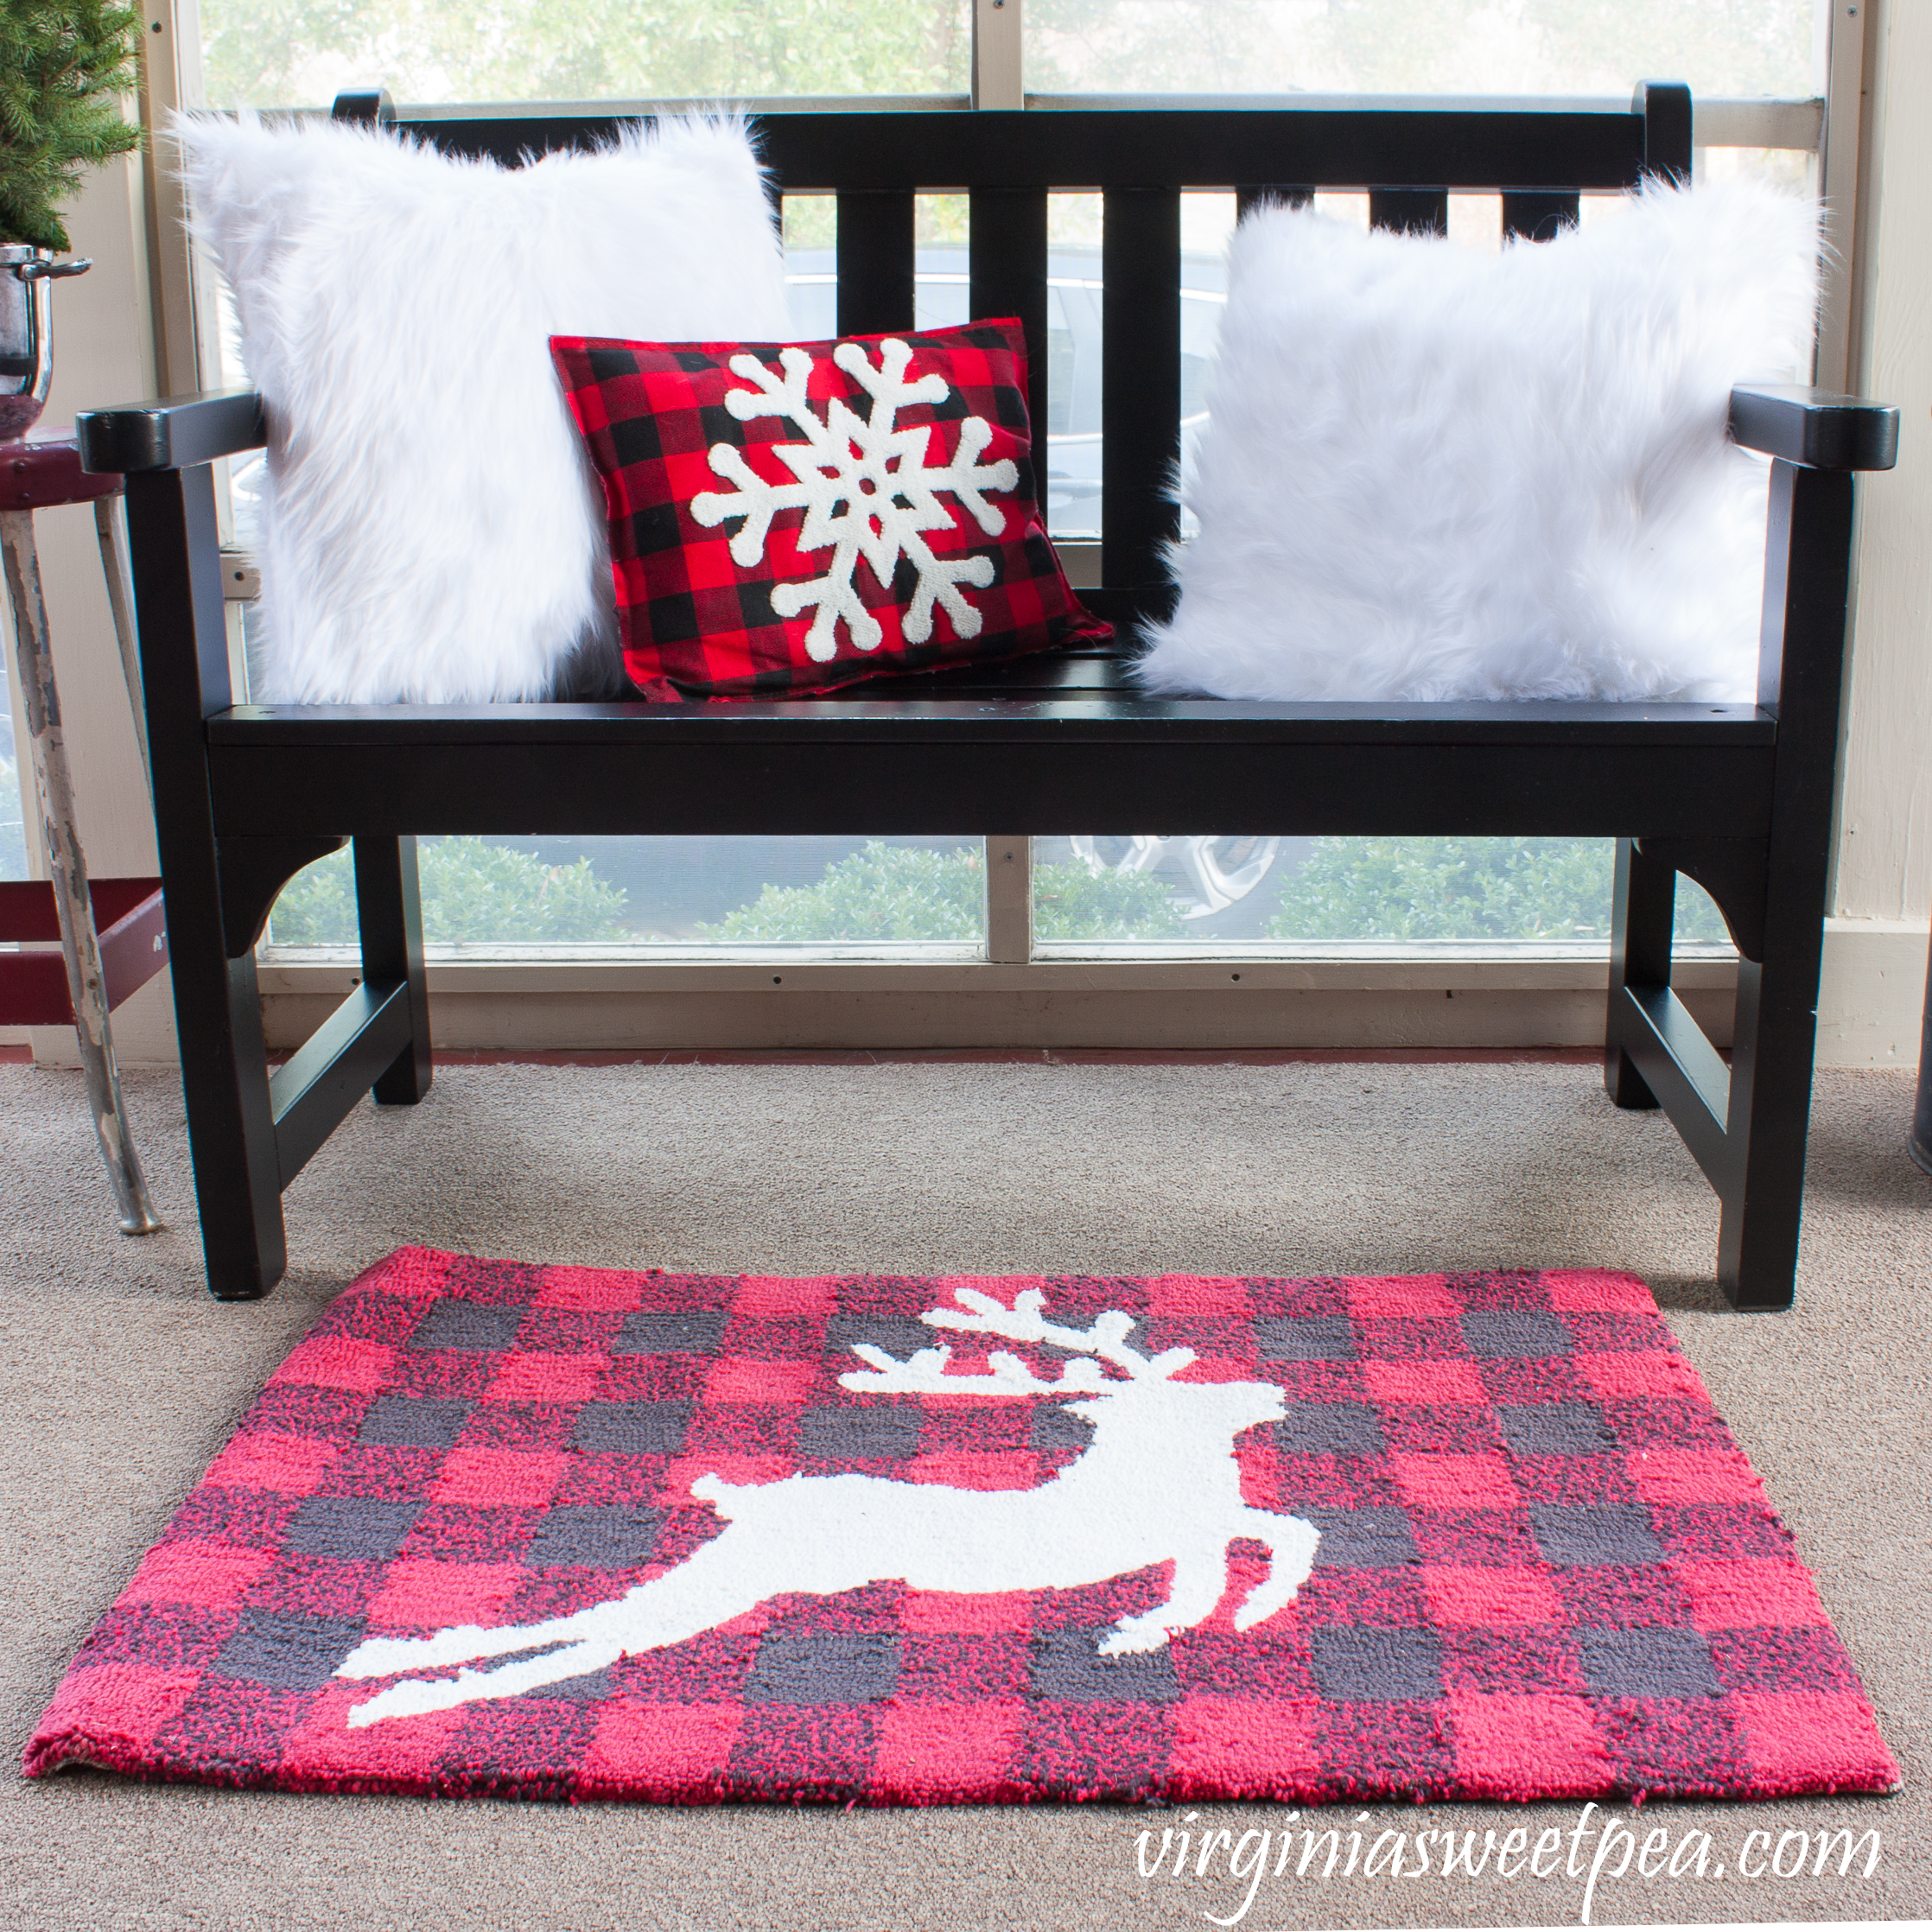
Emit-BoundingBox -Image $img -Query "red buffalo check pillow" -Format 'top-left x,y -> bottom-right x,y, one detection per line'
550,319 -> 1112,700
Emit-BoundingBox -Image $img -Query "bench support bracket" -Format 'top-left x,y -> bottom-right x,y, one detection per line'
1635,836 -> 1768,963
219,836 -> 346,957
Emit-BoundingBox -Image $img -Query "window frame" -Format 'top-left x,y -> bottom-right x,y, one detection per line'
148,0 -> 1854,1049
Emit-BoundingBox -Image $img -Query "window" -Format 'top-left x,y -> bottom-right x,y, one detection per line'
198,0 -> 972,111
174,0 -> 1830,1003
1023,0 -> 1819,100
0,704 -> 25,882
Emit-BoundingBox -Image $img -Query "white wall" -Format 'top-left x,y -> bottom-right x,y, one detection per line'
1820,0 -> 1932,1065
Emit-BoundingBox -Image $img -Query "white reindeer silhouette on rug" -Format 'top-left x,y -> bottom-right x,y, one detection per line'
336,1287 -> 1320,1726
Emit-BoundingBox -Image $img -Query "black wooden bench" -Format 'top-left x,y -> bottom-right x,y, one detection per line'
77,84 -> 1899,1309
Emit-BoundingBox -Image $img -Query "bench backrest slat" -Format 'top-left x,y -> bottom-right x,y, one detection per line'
834,187 -> 914,337
1101,187 -> 1181,587
1502,190 -> 1582,241
1234,185 -> 1314,222
968,187 -> 1050,456
1368,188 -> 1448,237
398,103 -> 1667,192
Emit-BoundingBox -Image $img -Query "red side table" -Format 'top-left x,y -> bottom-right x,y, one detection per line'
2,429 -> 166,1232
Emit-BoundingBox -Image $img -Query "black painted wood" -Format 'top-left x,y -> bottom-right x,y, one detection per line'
209,699 -> 1775,747
837,189 -> 916,336
121,467 -> 285,1300
76,390 -> 266,475
1716,461 -> 1860,1310
1634,80 -> 1694,184
354,836 -> 433,1105
1102,186 -> 1180,586
398,105 -> 1651,194
203,734 -> 1776,842
270,981 -> 414,1187
83,86 -> 1892,1309
1730,384 -> 1901,473
1502,191 -> 1579,241
219,836 -> 346,957
1605,836 -> 1676,1110
969,187 -> 1050,454
1636,836 -> 1769,962
1618,983 -> 1732,1180
1235,186 -> 1312,222
331,88 -> 395,126
1369,188 -> 1447,236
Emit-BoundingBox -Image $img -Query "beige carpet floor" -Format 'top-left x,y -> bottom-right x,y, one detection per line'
2,1056 -> 1927,1930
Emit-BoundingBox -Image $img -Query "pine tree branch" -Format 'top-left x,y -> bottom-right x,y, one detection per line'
0,0 -> 143,249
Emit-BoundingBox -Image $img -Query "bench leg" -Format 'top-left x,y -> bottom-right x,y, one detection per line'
121,465 -> 286,1299
173,909 -> 287,1300
1711,961 -> 1809,1310
1604,836 -> 1675,1109
1706,460 -> 1855,1312
353,836 -> 432,1104
1710,770 -> 1843,1315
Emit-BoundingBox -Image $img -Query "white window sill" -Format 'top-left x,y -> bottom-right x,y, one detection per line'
257,943 -> 1738,998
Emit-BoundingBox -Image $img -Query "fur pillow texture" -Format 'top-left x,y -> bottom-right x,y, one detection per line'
1137,181 -> 1820,705
175,113 -> 791,704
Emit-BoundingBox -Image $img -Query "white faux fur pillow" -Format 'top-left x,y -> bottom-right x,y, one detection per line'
176,114 -> 791,704
1137,181 -> 1820,704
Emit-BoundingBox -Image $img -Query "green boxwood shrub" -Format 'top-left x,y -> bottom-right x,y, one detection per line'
269,837 -> 629,944
264,835 -> 1733,952
697,840 -> 1185,943
1268,837 -> 1730,944
1032,854 -> 1186,942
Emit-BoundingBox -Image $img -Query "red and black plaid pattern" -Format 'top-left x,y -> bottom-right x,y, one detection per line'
552,321 -> 1111,700
25,1251 -> 1897,1807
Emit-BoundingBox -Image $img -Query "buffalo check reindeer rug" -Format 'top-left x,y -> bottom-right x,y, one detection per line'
26,1249 -> 1898,1807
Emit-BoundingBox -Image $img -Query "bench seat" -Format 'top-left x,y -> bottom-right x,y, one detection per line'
208,694 -> 1776,841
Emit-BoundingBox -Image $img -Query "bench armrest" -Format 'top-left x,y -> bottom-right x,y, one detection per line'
76,389 -> 267,474
1729,384 -> 1898,473
78,382 -> 1893,478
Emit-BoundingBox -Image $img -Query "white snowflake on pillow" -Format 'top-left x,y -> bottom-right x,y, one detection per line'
690,336 -> 1018,662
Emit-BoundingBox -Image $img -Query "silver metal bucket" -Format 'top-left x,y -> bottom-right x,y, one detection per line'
0,245 -> 91,438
